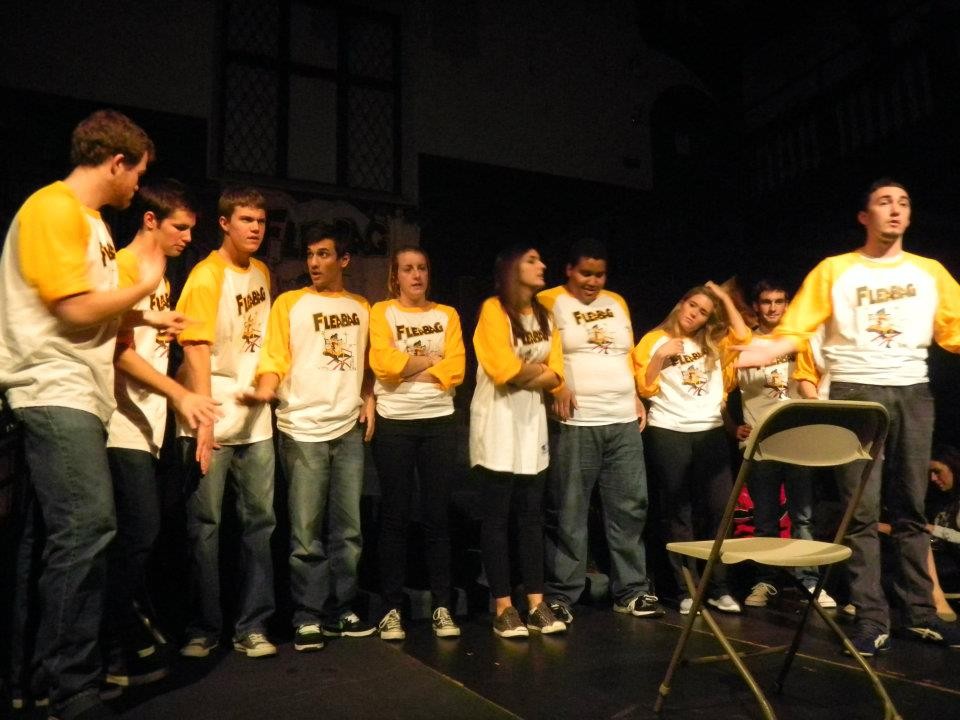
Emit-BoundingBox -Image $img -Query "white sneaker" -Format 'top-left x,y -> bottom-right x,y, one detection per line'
745,582 -> 778,608
679,598 -> 693,615
816,589 -> 838,609
378,608 -> 406,641
707,594 -> 742,614
432,607 -> 461,638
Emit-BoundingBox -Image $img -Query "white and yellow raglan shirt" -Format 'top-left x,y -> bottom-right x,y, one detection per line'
538,286 -> 638,426
369,299 -> 465,420
469,297 -> 564,475
257,288 -> 369,442
737,334 -> 819,434
175,251 -> 272,444
107,247 -> 171,457
0,181 -> 120,424
633,327 -> 749,432
776,251 -> 960,385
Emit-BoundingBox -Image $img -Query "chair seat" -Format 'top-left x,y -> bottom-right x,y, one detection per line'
666,537 -> 852,566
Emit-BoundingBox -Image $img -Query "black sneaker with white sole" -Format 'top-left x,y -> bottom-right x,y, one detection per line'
904,618 -> 960,648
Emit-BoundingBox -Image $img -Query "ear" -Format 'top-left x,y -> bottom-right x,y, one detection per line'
108,153 -> 127,174
565,263 -> 574,277
143,210 -> 159,230
857,210 -> 868,227
218,215 -> 230,233
340,252 -> 351,269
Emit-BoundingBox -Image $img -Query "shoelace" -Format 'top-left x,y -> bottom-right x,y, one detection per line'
433,608 -> 454,627
299,624 -> 321,635
246,632 -> 268,645
381,610 -> 402,631
753,583 -> 778,596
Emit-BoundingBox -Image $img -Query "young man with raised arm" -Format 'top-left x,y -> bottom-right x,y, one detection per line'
737,179 -> 960,656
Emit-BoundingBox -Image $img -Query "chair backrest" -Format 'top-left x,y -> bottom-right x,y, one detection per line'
738,399 -> 889,546
744,400 -> 888,468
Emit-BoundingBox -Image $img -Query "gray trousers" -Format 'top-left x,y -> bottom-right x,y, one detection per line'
830,381 -> 936,630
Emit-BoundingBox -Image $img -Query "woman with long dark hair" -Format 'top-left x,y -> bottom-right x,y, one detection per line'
633,282 -> 749,615
470,245 -> 567,638
369,246 -> 466,641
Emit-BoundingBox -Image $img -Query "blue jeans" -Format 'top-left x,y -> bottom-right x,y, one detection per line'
544,421 -> 652,606
748,460 -> 818,588
180,438 -> 276,640
279,425 -> 364,626
105,447 -> 161,642
15,406 -> 116,719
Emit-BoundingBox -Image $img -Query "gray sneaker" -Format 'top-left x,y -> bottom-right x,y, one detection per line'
180,636 -> 219,658
493,606 -> 529,638
527,601 -> 566,634
233,632 -> 277,658
432,607 -> 461,638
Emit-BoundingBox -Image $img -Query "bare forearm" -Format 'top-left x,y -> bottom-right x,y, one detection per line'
401,354 -> 435,377
508,362 -> 546,386
521,369 -> 560,391
181,343 -> 212,395
53,282 -> 155,328
798,379 -> 819,399
117,348 -> 188,402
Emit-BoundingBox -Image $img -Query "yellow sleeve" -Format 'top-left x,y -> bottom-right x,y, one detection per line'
632,329 -> 666,398
777,258 -> 838,340
792,340 -> 820,385
720,327 -> 751,393
427,305 -> 466,390
537,286 -> 563,312
175,260 -> 223,344
609,291 -> 636,347
932,260 -> 960,353
115,247 -> 139,289
369,301 -> 408,383
17,187 -> 92,304
473,298 -> 522,386
546,324 -> 565,392
256,290 -> 296,382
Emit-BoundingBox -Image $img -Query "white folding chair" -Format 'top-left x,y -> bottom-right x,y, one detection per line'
654,400 -> 900,720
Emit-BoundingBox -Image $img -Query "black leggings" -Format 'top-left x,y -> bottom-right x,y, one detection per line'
476,466 -> 546,599
645,426 -> 733,597
372,414 -> 455,611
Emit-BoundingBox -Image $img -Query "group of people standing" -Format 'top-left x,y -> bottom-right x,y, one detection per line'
3,110 -> 960,720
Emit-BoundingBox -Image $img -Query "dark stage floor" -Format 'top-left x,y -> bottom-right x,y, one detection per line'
99,595 -> 958,720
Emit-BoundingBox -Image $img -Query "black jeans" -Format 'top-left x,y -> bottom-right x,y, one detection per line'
372,414 -> 455,611
476,466 -> 546,599
830,381 -> 936,629
644,425 -> 733,598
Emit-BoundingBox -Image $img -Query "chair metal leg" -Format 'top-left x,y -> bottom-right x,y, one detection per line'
808,603 -> 902,720
655,565 -> 776,720
654,565 -> 702,713
697,604 -> 776,720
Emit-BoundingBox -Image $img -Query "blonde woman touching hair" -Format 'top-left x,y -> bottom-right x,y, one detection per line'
633,281 -> 749,616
